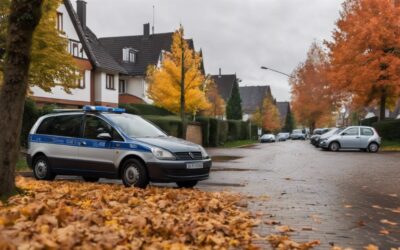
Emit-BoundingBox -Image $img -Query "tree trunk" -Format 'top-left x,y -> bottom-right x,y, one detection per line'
180,31 -> 186,139
0,0 -> 43,197
379,92 -> 387,121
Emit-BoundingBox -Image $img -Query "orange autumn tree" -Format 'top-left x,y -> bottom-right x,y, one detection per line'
290,42 -> 335,131
147,26 -> 210,116
326,0 -> 400,120
204,77 -> 225,117
262,97 -> 281,133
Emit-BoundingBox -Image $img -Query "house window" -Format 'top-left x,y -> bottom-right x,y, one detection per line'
106,74 -> 115,90
77,70 -> 85,89
119,79 -> 126,93
57,12 -> 63,31
123,48 -> 136,62
72,43 -> 79,57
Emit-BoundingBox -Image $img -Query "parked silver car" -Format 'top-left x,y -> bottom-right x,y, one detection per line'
319,126 -> 381,152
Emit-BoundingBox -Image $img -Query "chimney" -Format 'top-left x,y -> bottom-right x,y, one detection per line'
219,68 -> 222,78
76,0 -> 87,29
143,23 -> 150,37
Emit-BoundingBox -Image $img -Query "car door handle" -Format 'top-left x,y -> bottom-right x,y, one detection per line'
356,137 -> 360,138
80,141 -> 87,146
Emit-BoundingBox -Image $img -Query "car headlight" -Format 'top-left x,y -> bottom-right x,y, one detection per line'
151,147 -> 175,160
199,146 -> 209,159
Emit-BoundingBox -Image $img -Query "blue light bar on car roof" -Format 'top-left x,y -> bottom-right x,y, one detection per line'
82,105 -> 126,113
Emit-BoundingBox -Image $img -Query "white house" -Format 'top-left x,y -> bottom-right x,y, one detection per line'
30,0 -> 200,108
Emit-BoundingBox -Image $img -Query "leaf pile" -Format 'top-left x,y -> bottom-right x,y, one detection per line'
0,177 -> 257,249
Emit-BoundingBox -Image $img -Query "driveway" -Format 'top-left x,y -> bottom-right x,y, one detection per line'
199,141 -> 400,249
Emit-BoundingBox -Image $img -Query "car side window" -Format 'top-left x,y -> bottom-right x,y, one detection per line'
36,115 -> 82,137
361,128 -> 373,136
342,127 -> 359,136
83,115 -> 123,141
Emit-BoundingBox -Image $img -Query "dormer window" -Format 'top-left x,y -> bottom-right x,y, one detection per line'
123,48 -> 137,63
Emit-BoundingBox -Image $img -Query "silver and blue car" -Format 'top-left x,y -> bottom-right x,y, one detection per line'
319,126 -> 381,152
27,106 -> 212,188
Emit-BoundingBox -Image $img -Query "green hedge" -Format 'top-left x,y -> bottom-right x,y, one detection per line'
208,118 -> 228,147
361,116 -> 378,126
250,125 -> 258,140
240,121 -> 250,140
21,99 -> 55,147
120,103 -> 173,116
372,119 -> 400,140
142,115 -> 183,138
227,120 -> 241,141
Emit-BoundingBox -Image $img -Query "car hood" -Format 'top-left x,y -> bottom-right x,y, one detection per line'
135,136 -> 201,153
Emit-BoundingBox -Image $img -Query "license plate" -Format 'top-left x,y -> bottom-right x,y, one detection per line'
186,162 -> 203,169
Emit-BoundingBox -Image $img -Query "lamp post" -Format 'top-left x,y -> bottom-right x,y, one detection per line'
260,66 -> 294,78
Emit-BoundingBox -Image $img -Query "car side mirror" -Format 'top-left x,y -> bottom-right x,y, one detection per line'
97,132 -> 112,141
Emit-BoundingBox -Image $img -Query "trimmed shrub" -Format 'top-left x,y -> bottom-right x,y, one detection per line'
250,125 -> 258,140
372,119 -> 400,140
219,120 -> 228,145
142,115 -> 183,138
227,120 -> 241,141
361,116 -> 378,126
121,103 -> 173,116
196,116 -> 210,147
240,121 -> 250,140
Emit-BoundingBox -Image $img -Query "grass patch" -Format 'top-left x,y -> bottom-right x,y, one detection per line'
16,157 -> 29,172
221,140 -> 258,148
381,139 -> 400,151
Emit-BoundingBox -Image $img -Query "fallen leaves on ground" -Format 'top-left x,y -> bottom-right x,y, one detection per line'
275,225 -> 295,233
0,177 -> 258,249
380,219 -> 398,226
267,234 -> 320,250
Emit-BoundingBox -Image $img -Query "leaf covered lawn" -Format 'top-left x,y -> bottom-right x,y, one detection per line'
0,177 -> 257,249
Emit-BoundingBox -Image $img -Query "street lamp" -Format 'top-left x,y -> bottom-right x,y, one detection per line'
261,66 -> 294,78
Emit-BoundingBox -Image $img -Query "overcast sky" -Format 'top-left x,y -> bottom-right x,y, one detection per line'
84,0 -> 343,102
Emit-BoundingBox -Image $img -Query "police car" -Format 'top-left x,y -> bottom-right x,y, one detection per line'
27,106 -> 212,188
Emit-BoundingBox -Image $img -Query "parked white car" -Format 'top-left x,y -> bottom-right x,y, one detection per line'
319,126 -> 381,152
260,134 -> 276,143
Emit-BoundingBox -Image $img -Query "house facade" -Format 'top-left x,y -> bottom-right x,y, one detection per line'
29,0 -> 199,108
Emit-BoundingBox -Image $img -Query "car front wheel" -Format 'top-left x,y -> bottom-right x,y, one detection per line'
368,142 -> 379,153
121,159 -> 149,188
329,142 -> 340,152
33,155 -> 55,181
176,180 -> 198,188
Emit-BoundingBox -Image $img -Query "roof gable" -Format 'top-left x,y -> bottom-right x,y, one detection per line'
99,33 -> 195,76
210,74 -> 237,101
276,101 -> 290,121
239,86 -> 272,113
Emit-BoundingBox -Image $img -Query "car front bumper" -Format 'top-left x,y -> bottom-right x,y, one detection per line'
146,159 -> 212,182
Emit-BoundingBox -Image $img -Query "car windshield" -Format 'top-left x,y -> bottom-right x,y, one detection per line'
103,113 -> 167,138
293,129 -> 302,134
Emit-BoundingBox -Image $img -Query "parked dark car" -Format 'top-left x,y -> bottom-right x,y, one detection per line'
290,129 -> 306,140
310,128 -> 330,147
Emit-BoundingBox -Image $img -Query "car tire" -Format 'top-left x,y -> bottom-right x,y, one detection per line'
33,155 -> 55,181
329,142 -> 340,152
368,142 -> 379,153
83,176 -> 100,182
176,180 -> 198,188
121,159 -> 149,188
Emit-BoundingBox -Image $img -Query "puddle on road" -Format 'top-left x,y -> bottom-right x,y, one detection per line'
199,182 -> 246,187
212,155 -> 242,162
212,167 -> 258,172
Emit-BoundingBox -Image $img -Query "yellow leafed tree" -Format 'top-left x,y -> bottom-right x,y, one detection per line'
262,97 -> 282,133
204,77 -> 225,117
147,26 -> 210,115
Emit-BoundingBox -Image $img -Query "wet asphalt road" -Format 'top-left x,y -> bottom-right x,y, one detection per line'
200,140 -> 400,249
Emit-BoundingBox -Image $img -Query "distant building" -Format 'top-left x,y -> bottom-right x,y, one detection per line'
239,85 -> 273,121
